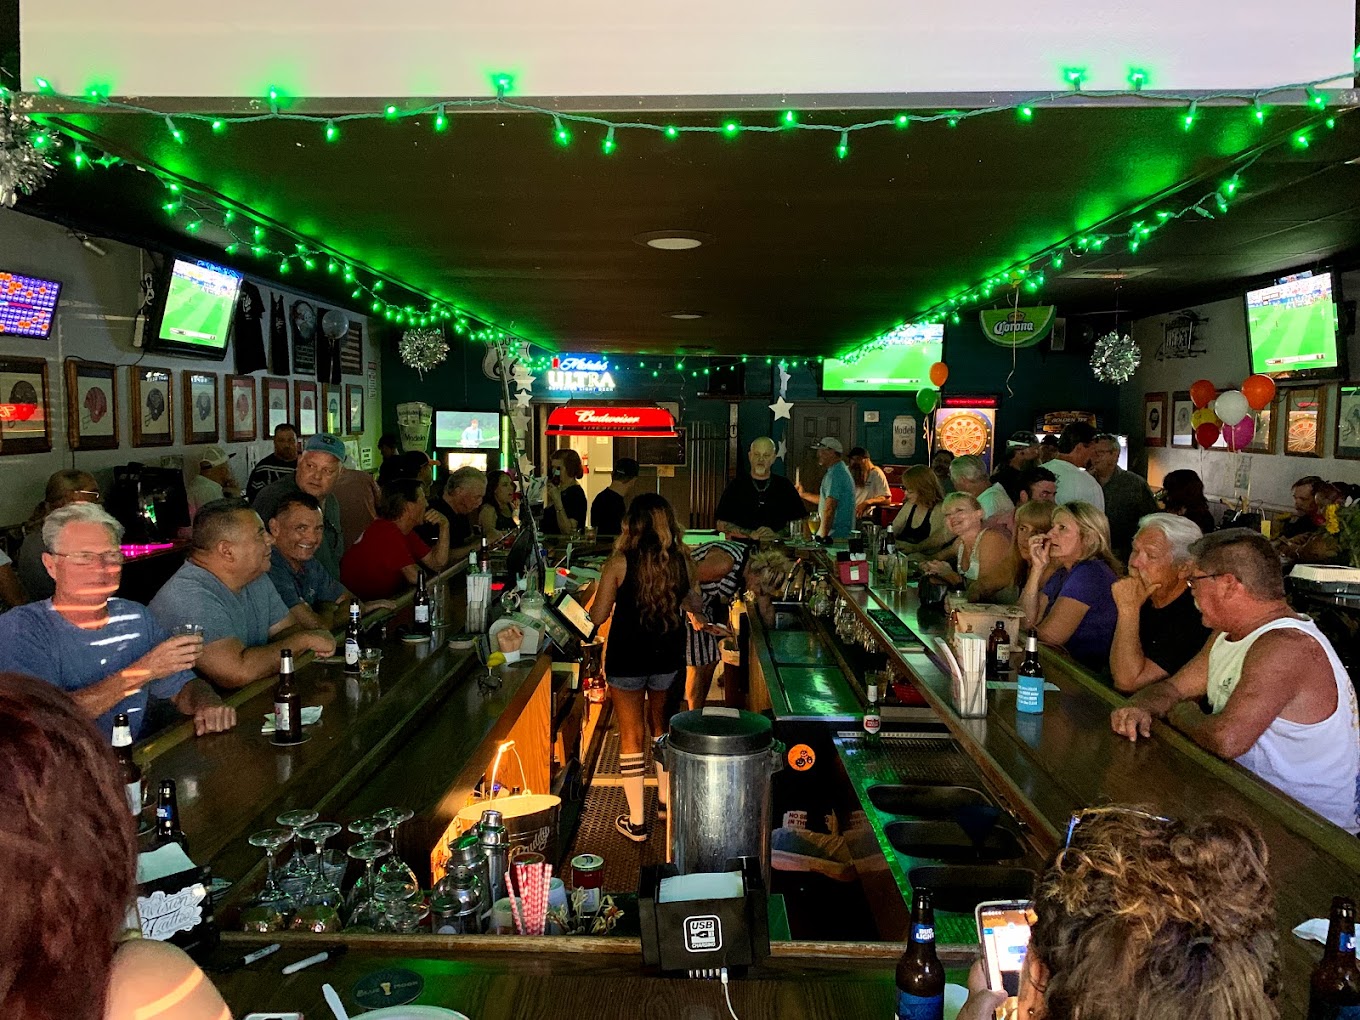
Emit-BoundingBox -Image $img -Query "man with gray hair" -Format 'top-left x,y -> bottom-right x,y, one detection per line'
1087,433 -> 1157,561
1112,528 -> 1360,833
715,436 -> 808,540
950,454 -> 1014,534
0,502 -> 235,739
1109,513 -> 1210,693
428,465 -> 487,561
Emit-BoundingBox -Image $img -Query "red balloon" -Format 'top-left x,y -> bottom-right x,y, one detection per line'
1242,374 -> 1276,411
1195,422 -> 1221,448
1190,379 -> 1217,409
928,362 -> 949,388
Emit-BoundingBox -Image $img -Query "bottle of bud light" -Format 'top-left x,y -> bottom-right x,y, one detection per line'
895,888 -> 944,1019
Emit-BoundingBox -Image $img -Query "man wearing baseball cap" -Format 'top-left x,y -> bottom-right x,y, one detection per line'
252,433 -> 347,579
187,445 -> 240,520
991,431 -> 1041,506
805,437 -> 856,542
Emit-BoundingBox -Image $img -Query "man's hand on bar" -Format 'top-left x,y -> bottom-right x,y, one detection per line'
1110,704 -> 1155,741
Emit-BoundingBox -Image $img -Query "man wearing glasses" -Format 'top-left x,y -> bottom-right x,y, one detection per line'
1111,528 -> 1359,833
0,502 -> 235,740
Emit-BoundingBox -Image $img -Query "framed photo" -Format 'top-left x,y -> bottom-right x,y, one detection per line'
227,375 -> 257,443
322,384 -> 344,435
1171,392 -> 1194,448
1143,392 -> 1168,447
128,367 -> 174,447
66,360 -> 119,451
1335,384 -> 1360,460
345,384 -> 365,435
183,371 -> 219,444
1285,385 -> 1326,458
263,377 -> 290,436
1244,394 -> 1278,455
294,381 -> 319,437
0,355 -> 53,455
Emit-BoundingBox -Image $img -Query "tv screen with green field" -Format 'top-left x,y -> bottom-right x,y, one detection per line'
1245,273 -> 1339,378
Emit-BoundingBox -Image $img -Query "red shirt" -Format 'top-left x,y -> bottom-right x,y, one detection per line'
340,518 -> 430,600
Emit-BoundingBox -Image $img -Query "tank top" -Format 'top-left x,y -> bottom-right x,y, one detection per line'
958,531 -> 985,582
897,503 -> 935,544
604,551 -> 689,678
1207,615 -> 1360,833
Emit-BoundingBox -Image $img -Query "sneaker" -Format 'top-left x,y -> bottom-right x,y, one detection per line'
656,799 -> 668,820
615,814 -> 649,842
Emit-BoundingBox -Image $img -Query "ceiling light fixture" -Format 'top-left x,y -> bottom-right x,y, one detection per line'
667,311 -> 705,320
634,230 -> 713,250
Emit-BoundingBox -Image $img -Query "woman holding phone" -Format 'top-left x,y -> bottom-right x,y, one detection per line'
542,448 -> 587,535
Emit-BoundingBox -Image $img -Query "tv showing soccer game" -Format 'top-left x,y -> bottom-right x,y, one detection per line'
0,270 -> 62,338
145,258 -> 242,360
823,323 -> 944,392
1245,272 -> 1342,380
435,410 -> 500,449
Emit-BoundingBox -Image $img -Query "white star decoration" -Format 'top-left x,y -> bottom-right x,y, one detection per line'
776,439 -> 787,462
512,371 -> 536,389
515,390 -> 532,408
778,365 -> 791,396
769,396 -> 794,421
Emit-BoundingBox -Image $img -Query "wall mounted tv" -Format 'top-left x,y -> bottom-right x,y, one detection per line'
144,258 -> 242,360
0,270 -> 63,338
435,410 -> 501,449
822,323 -> 944,392
1245,271 -> 1343,381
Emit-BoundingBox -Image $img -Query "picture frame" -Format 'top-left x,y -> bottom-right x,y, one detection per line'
1335,384 -> 1360,460
1285,385 -> 1327,458
294,381 -> 319,437
1143,392 -> 1168,447
183,371 -> 219,444
226,374 -> 257,443
345,383 -> 365,435
263,377 -> 290,437
1170,392 -> 1194,448
1244,394 -> 1279,455
128,367 -> 174,448
0,355 -> 53,455
66,360 -> 119,451
322,384 -> 344,435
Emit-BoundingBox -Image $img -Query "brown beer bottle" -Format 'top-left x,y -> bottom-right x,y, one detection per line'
111,712 -> 143,818
1309,896 -> 1360,1019
895,888 -> 945,1020
272,649 -> 303,745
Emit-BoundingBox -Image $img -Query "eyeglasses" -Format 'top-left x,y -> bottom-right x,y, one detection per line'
1064,806 -> 1173,848
1185,572 -> 1229,590
71,490 -> 102,503
49,551 -> 124,567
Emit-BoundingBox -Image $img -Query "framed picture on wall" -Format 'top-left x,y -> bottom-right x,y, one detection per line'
129,367 -> 174,448
0,355 -> 53,455
184,371 -> 219,444
345,383 -> 365,435
294,381 -> 319,436
1336,384 -> 1360,460
1244,394 -> 1278,455
1285,385 -> 1326,458
263,377 -> 290,437
227,375 -> 257,443
1143,392 -> 1167,447
322,384 -> 343,435
1171,392 -> 1194,448
66,360 -> 119,451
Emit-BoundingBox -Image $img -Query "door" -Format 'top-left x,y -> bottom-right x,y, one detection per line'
789,401 -> 856,496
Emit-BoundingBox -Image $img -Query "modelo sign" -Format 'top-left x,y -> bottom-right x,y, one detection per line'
978,306 -> 1056,348
545,405 -> 677,437
548,354 -> 616,393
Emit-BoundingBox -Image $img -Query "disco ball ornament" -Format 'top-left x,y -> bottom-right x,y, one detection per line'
1091,331 -> 1140,384
398,327 -> 449,377
0,100 -> 58,208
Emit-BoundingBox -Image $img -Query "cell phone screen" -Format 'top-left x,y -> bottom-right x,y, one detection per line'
979,905 -> 1037,1019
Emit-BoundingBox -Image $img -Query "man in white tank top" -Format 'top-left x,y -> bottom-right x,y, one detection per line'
1112,529 -> 1360,833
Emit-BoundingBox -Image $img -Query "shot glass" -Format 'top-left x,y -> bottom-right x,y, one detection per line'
174,622 -> 205,640
359,648 -> 383,681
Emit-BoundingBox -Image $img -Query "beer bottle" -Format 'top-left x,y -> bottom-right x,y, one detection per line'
1309,896 -> 1360,1019
273,649 -> 303,745
412,572 -> 432,638
111,712 -> 143,818
1017,629 -> 1045,715
895,888 -> 945,1020
478,536 -> 491,574
862,682 -> 882,746
987,621 -> 1011,681
152,778 -> 186,851
344,599 -> 362,675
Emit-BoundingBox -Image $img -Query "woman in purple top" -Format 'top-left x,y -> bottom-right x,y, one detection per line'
1018,501 -> 1121,671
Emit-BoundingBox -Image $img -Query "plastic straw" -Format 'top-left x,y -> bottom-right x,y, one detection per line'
506,870 -> 526,934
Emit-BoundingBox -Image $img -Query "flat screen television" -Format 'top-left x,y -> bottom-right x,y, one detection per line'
144,258 -> 242,360
445,450 -> 490,473
0,270 -> 62,338
822,323 -> 945,392
435,410 -> 500,449
1245,271 -> 1343,381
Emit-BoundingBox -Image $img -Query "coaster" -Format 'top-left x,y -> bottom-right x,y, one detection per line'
269,734 -> 310,747
353,967 -> 424,1010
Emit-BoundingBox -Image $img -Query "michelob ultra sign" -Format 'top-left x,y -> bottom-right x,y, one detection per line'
978,306 -> 1056,348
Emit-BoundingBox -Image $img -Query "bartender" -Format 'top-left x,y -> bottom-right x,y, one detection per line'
714,436 -> 808,540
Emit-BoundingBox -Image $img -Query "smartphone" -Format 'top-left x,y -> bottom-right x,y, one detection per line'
976,899 -> 1037,1020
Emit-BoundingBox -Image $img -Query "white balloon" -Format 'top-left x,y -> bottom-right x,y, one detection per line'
1214,390 -> 1250,427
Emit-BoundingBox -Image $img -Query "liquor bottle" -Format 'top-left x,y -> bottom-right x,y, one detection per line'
986,620 -> 1011,681
478,536 -> 491,574
152,778 -> 186,851
344,599 -> 362,675
412,572 -> 432,638
895,888 -> 945,1020
111,712 -> 143,818
1309,896 -> 1360,1019
862,682 -> 882,746
273,649 -> 303,745
1017,629 -> 1045,715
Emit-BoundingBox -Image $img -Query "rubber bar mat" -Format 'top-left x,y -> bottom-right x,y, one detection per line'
563,782 -> 670,892
843,734 -> 982,787
593,731 -> 656,777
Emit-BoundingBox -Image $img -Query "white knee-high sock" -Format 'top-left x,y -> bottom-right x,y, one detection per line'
620,752 -> 646,824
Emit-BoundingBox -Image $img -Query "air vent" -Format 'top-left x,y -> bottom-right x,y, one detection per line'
1061,266 -> 1158,281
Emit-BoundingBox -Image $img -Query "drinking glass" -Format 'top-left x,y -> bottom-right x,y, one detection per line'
247,828 -> 295,914
375,807 -> 420,887
358,647 -> 383,682
374,879 -> 429,934
298,822 -> 344,908
345,839 -> 394,929
275,809 -> 319,896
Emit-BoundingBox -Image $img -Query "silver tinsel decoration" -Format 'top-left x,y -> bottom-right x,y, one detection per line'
398,327 -> 449,376
0,98 -> 57,208
1091,331 -> 1140,384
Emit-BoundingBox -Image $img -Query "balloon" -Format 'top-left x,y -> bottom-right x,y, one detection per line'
1190,379 -> 1217,409
1242,374 -> 1276,411
321,308 -> 351,340
1229,417 -> 1255,450
1194,422 -> 1221,448
1190,408 -> 1220,429
1214,390 -> 1250,427
916,388 -> 939,414
928,362 -> 949,388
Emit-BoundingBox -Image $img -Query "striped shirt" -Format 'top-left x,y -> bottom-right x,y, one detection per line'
686,541 -> 750,667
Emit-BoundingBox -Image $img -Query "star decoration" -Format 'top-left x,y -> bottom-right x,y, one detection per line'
776,439 -> 787,462
769,396 -> 794,421
778,365 -> 791,396
515,390 -> 532,408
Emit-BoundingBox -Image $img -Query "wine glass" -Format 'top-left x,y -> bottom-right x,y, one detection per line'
374,879 -> 428,934
298,822 -> 343,908
345,839 -> 393,929
276,809 -> 318,878
247,828 -> 295,915
374,807 -> 420,887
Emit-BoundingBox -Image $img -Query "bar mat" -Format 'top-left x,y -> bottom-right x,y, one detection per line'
768,630 -> 834,666
778,666 -> 859,716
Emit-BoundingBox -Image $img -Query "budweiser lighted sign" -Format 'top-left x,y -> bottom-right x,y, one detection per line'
548,354 -> 616,393
545,405 -> 676,437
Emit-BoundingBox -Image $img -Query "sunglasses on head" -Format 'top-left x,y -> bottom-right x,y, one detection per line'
1064,806 -> 1173,848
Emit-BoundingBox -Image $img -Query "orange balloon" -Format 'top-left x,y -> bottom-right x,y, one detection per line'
1190,379 -> 1217,409
1242,374 -> 1276,411
928,362 -> 949,388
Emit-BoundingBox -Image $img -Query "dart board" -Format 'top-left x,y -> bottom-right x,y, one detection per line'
936,409 -> 993,458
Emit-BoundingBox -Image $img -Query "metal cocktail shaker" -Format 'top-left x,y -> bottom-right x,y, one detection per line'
478,808 -> 509,920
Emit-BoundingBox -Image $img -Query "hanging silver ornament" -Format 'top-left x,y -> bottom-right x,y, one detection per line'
1091,331 -> 1140,384
321,308 -> 351,340
0,98 -> 57,209
398,327 -> 449,377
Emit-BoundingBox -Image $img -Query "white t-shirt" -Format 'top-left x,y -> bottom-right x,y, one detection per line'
1047,458 -> 1105,511
186,473 -> 224,517
0,547 -> 10,567
854,466 -> 890,509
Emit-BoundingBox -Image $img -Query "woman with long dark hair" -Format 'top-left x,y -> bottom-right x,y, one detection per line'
1159,468 -> 1216,535
478,469 -> 518,543
589,494 -> 695,843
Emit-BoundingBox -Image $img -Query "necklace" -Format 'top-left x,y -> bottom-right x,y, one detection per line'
750,476 -> 772,493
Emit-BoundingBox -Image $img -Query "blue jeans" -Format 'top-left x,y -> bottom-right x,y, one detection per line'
608,670 -> 679,693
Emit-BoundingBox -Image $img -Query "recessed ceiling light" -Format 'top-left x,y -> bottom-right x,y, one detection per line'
667,311 -> 705,320
633,229 -> 713,250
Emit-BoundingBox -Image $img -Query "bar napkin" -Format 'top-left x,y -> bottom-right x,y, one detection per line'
1292,918 -> 1329,944
260,706 -> 323,735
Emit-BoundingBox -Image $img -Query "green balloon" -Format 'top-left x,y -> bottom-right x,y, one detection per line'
917,388 -> 939,413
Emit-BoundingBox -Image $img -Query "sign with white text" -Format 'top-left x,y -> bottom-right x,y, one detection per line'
548,354 -> 616,393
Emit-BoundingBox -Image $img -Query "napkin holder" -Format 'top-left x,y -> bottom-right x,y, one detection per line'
837,552 -> 868,587
134,846 -> 219,961
639,857 -> 769,975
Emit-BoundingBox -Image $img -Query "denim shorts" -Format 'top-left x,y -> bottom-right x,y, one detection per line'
608,670 -> 680,693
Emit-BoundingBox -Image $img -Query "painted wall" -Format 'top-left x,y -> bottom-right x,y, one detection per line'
0,208 -> 382,527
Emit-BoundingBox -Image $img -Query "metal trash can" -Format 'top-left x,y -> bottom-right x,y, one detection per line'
657,707 -> 783,891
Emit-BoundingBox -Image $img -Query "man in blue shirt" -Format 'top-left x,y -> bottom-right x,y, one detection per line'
0,502 -> 234,739
811,437 -> 856,541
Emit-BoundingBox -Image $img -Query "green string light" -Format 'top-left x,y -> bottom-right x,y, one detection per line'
164,115 -> 184,143
325,120 -> 339,142
553,114 -> 571,146
722,120 -> 740,138
1183,100 -> 1198,131
782,110 -> 798,127
211,119 -> 225,133
1127,68 -> 1148,91
836,130 -> 849,160
1064,67 -> 1087,90
434,104 -> 448,132
1017,106 -> 1033,122
664,125 -> 679,139
602,126 -> 616,155
895,113 -> 910,128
